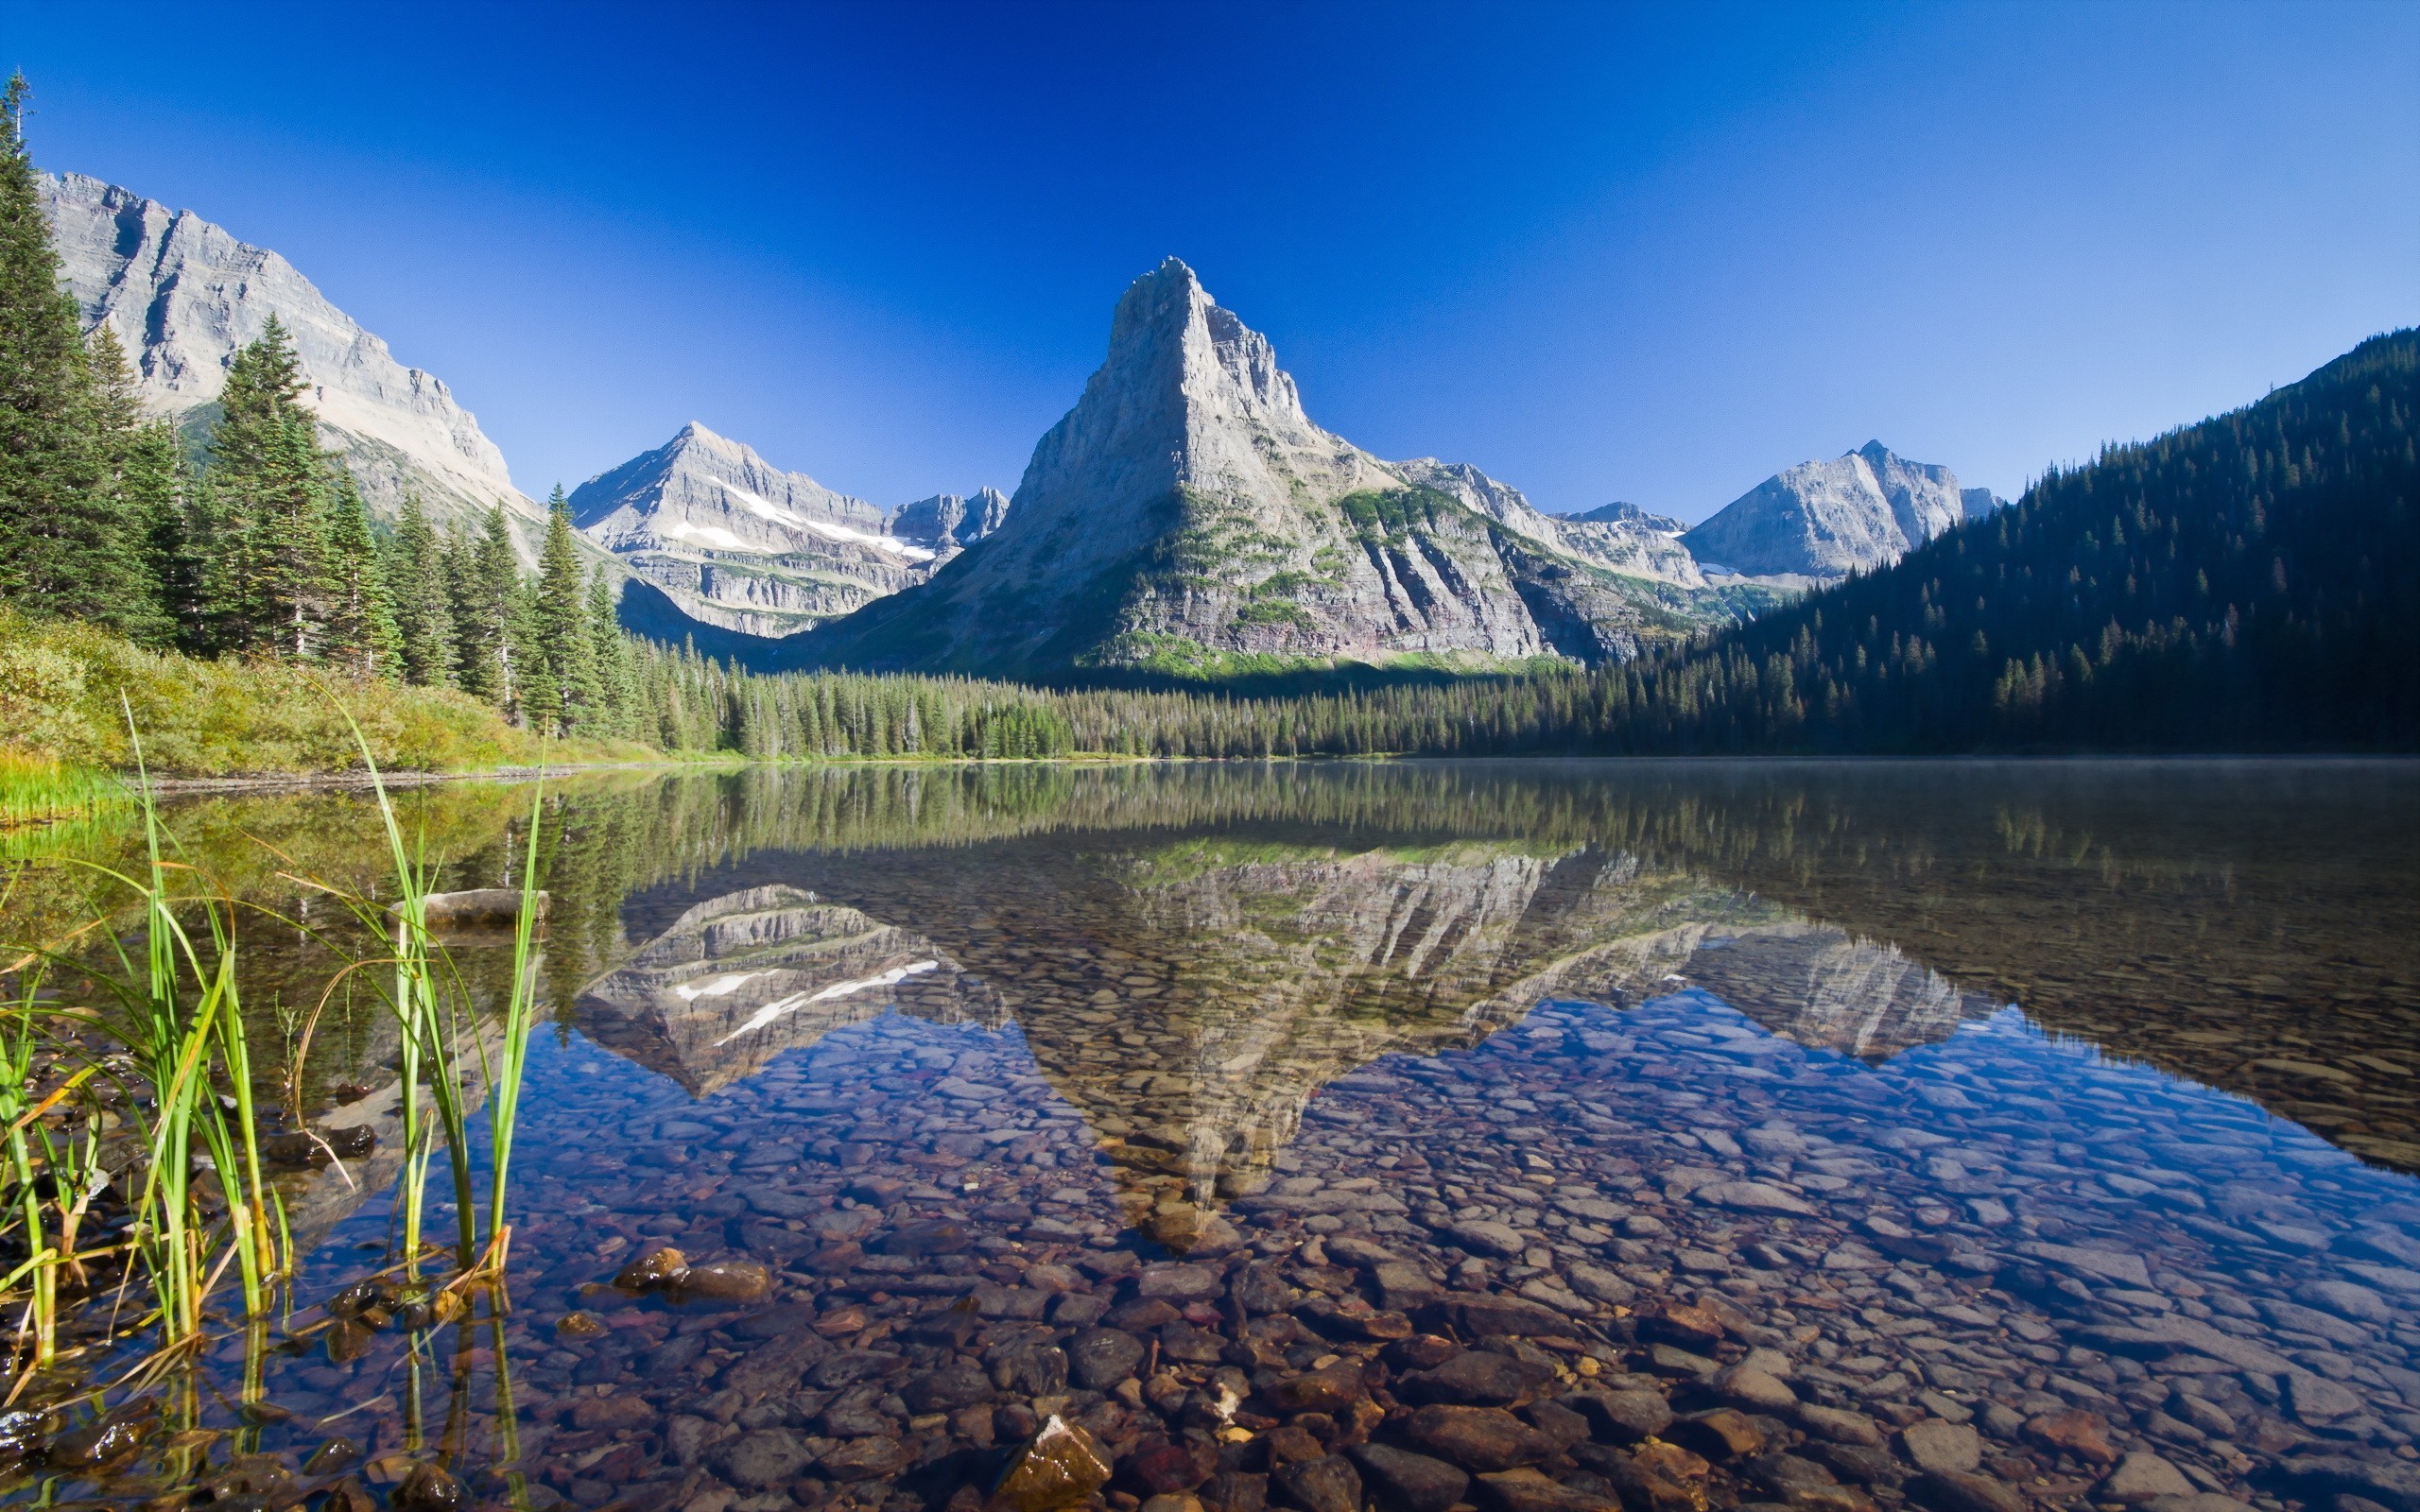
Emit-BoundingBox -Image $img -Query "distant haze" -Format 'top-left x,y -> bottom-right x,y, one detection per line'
8,3 -> 2412,522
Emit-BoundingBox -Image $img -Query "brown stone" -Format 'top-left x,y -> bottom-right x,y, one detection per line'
1636,1302 -> 1725,1349
1269,1362 -> 1365,1414
613,1246 -> 688,1291
1668,1408 -> 1764,1461
1272,1453 -> 1364,1512
681,1260 -> 774,1303
1126,1437 -> 1219,1496
2022,1409 -> 2118,1468
822,1435 -> 912,1482
1630,1441 -> 1711,1484
992,1416 -> 1115,1512
571,1394 -> 658,1431
1396,1405 -> 1559,1473
1472,1468 -> 1621,1512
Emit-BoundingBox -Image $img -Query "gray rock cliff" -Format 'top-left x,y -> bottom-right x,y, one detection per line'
37,171 -> 544,546
1682,439 -> 1991,580
571,422 -> 1004,638
802,259 -> 1724,678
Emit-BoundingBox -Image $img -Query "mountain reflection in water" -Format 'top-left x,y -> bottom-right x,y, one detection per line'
568,818 -> 2119,1248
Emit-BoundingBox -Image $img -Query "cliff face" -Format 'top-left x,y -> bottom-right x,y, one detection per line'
799,260 -> 1713,679
572,423 -> 927,637
1682,440 -> 2001,581
572,425 -> 1012,638
37,171 -> 544,545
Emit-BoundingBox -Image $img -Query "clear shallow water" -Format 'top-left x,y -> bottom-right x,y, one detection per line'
6,760 -> 2419,1512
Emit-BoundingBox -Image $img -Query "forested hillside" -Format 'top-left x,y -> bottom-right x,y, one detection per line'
1587,331 -> 2418,751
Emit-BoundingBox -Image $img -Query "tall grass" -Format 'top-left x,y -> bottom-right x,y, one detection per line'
0,750 -> 124,827
0,705 -> 550,1402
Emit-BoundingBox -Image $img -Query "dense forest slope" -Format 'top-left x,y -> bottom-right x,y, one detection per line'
1593,330 -> 2418,751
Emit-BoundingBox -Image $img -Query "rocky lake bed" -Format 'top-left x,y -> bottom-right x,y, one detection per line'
4,761 -> 2416,1512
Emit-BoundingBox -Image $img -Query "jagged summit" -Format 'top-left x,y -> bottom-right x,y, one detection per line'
795,260 -> 1723,678
1683,440 -> 1998,581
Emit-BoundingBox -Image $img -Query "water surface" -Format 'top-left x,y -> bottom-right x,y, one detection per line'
7,759 -> 2418,1512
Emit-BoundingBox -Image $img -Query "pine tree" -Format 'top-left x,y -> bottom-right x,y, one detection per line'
528,486 -> 595,733
387,492 -> 456,686
320,465 -> 399,678
587,568 -> 635,739
0,73 -> 121,620
202,318 -> 336,657
81,324 -> 175,643
452,505 -> 521,709
124,417 -> 198,648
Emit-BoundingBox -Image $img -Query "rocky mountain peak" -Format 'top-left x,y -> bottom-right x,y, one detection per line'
1682,440 -> 1980,581
37,169 -> 540,543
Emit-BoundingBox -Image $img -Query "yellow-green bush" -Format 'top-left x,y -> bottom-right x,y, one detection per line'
0,609 -> 659,776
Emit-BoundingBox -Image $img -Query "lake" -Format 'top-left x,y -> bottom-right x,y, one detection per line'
5,759 -> 2419,1512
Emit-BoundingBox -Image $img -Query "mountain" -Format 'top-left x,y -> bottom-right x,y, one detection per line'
797,259 -> 1736,680
890,486 -> 1011,554
1561,500 -> 1689,533
570,421 -> 1007,637
37,171 -> 544,545
1682,439 -> 2003,581
1599,331 -> 2420,751
1392,459 -> 1708,588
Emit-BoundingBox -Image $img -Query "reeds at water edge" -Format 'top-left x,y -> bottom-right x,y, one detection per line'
0,700 -> 549,1415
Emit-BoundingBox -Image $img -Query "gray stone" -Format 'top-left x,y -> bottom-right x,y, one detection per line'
709,1428 -> 816,1490
1347,1444 -> 1469,1512
2099,1453 -> 2197,1503
1895,1421 -> 1981,1475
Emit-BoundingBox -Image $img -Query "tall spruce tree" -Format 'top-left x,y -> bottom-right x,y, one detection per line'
319,466 -> 399,678
81,324 -> 177,644
0,73 -> 126,621
202,318 -> 337,657
527,486 -> 596,734
451,505 -> 521,710
587,568 -> 635,738
387,492 -> 456,686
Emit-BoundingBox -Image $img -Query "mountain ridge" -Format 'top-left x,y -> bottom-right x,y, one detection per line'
793,258 -> 1750,679
37,170 -> 545,547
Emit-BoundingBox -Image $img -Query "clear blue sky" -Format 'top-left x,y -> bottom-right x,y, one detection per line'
7,1 -> 2415,520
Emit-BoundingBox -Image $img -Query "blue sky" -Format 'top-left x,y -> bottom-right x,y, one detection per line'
7,1 -> 2415,520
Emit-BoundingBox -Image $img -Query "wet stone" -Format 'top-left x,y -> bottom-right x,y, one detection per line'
1070,1328 -> 1148,1390
614,1245 -> 689,1290
1907,1469 -> 2028,1512
1895,1421 -> 1981,1476
682,1259 -> 774,1302
2094,1452 -> 2197,1504
1396,1405 -> 1559,1472
1670,1409 -> 1767,1461
1269,1361 -> 1365,1413
906,1363 -> 998,1413
1348,1443 -> 1471,1512
1398,1350 -> 1548,1406
1473,1468 -> 1621,1512
1138,1263 -> 1224,1302
1272,1453 -> 1362,1512
2021,1408 -> 2117,1466
392,1462 -> 467,1512
1564,1389 -> 1674,1445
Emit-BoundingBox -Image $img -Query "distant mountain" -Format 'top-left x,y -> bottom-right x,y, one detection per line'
798,259 -> 1739,680
37,171 -> 545,548
1559,500 -> 1689,533
1602,331 -> 2419,751
1682,439 -> 2003,581
570,422 -> 1006,638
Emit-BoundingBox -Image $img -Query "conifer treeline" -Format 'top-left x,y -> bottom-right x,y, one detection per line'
622,329 -> 2416,760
